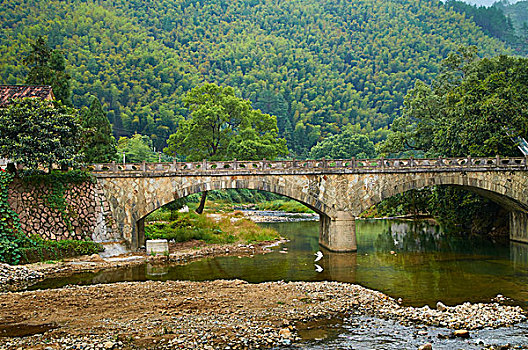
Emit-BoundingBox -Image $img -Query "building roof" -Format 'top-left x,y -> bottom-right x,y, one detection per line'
0,85 -> 55,107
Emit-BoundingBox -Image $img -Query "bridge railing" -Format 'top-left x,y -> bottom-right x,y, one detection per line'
88,156 -> 528,174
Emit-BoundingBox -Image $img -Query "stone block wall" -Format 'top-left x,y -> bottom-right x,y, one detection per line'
8,179 -> 119,243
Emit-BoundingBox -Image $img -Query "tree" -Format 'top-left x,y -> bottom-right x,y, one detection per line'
0,98 -> 81,171
380,48 -> 528,157
165,83 -> 287,213
24,36 -> 72,106
309,127 -> 376,159
80,97 -> 117,163
379,48 -> 528,235
116,134 -> 159,163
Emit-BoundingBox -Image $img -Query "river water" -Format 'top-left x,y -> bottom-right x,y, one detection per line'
28,218 -> 528,348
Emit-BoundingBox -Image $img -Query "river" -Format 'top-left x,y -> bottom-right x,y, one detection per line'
28,218 -> 528,348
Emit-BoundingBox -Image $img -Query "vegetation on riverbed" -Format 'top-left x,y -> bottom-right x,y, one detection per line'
145,212 -> 280,244
254,200 -> 314,214
17,238 -> 103,264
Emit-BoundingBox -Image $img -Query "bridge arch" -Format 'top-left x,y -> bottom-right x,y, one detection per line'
355,171 -> 528,215
138,176 -> 335,221
97,174 -> 345,250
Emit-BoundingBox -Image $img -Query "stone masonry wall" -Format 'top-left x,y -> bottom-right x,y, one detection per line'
8,179 -> 119,242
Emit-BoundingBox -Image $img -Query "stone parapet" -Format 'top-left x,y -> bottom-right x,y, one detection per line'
89,156 -> 528,178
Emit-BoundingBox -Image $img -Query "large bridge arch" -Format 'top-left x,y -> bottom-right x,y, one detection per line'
97,174 -> 348,250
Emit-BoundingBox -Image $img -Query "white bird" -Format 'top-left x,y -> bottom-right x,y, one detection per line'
315,264 -> 323,273
314,251 -> 323,262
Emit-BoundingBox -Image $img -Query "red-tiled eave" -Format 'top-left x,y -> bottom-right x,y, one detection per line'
0,85 -> 55,107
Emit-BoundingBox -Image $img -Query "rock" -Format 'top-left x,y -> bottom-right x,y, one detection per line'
281,338 -> 292,346
88,254 -> 105,262
418,343 -> 432,350
436,301 -> 447,312
453,329 -> 470,338
103,341 -> 115,349
279,328 -> 292,338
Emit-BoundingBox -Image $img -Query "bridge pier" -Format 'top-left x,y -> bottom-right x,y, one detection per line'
137,218 -> 146,249
510,211 -> 528,244
319,211 -> 357,252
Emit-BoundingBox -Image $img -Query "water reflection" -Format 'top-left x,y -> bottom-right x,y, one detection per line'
28,219 -> 528,310
511,241 -> 528,267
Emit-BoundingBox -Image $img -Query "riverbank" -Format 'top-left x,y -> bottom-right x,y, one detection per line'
0,280 -> 525,350
0,238 -> 287,291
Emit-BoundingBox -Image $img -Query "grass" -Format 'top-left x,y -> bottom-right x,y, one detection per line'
145,212 -> 280,244
19,238 -> 103,264
254,200 -> 314,213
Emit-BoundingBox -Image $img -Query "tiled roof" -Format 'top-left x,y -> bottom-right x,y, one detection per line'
0,85 -> 55,107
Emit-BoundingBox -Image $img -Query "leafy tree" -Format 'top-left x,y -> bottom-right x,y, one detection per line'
380,48 -> 528,157
24,36 -> 72,106
80,97 -> 117,163
116,134 -> 159,163
309,127 -> 376,159
165,83 -> 287,213
0,98 -> 81,171
379,48 -> 528,235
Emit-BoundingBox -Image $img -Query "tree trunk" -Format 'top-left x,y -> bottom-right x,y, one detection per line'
195,191 -> 208,214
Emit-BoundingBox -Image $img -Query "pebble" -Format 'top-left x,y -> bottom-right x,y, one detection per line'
454,329 -> 470,338
436,301 -> 447,312
418,343 -> 433,350
0,263 -> 43,287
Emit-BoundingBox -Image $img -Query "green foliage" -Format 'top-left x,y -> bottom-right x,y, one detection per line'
80,97 -> 117,163
145,212 -> 279,244
20,169 -> 95,185
445,1 -> 523,52
24,36 -> 72,105
116,133 -> 159,163
496,1 -> 528,32
18,238 -> 103,264
377,49 -> 527,236
363,186 -> 505,235
165,83 -> 287,161
309,126 -> 377,159
255,200 -> 314,213
0,98 -> 82,170
0,170 -> 28,264
0,0 -> 510,155
380,49 -> 528,157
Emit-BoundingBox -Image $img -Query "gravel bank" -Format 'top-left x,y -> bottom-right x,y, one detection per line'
0,280 -> 525,349
0,263 -> 43,285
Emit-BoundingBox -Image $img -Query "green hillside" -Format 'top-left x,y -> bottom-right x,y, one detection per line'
498,0 -> 528,30
0,0 -> 510,156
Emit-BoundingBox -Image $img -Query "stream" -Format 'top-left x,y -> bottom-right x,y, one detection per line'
27,218 -> 528,348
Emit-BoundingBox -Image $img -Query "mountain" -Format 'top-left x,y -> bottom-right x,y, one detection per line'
497,1 -> 528,30
459,0 -> 519,6
0,0 -> 510,156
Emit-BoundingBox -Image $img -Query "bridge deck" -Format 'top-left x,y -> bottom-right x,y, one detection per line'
89,156 -> 528,177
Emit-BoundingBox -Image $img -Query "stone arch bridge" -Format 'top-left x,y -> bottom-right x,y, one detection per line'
90,157 -> 528,251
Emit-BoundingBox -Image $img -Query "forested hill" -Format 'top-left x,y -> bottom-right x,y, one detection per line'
498,1 -> 528,30
0,0 -> 509,156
